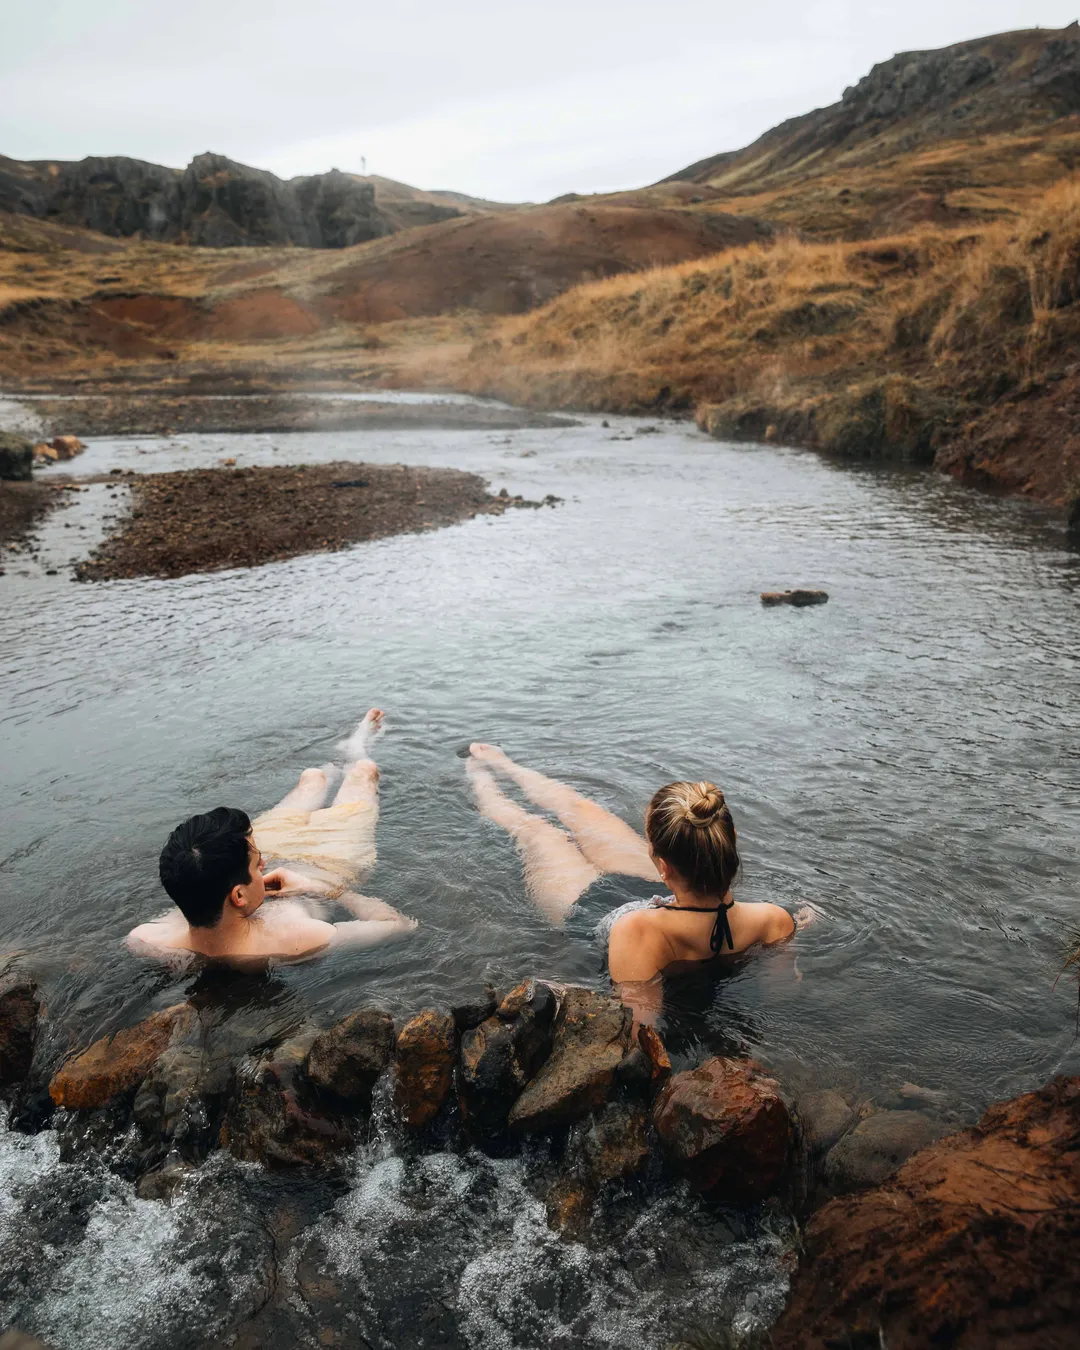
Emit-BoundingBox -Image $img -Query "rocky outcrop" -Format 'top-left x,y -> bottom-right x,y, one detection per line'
0,432 -> 34,481
653,1057 -> 792,1202
771,1075 -> 1080,1350
49,1004 -> 194,1110
305,1008 -> 395,1110
0,153 -> 392,248
508,988 -> 633,1133
393,1010 -> 456,1129
0,980 -> 40,1085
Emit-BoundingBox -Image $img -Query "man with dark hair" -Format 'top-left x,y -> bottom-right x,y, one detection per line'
127,710 -> 417,963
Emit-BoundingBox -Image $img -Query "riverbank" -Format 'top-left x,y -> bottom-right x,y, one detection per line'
449,181 -> 1080,513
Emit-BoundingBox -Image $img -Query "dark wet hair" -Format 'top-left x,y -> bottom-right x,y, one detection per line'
159,807 -> 254,928
645,781 -> 740,897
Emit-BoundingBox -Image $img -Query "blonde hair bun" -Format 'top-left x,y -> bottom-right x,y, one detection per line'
685,782 -> 726,827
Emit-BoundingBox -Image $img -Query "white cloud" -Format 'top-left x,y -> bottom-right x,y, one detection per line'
2,0 -> 1077,199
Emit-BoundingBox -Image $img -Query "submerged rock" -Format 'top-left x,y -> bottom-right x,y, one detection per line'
824,1109 -> 939,1193
653,1057 -> 792,1201
508,988 -> 632,1133
799,1089 -> 857,1155
305,1008 -> 396,1110
0,980 -> 40,1086
133,1016 -> 236,1165
394,1010 -> 456,1130
771,1076 -> 1080,1350
49,1004 -> 195,1110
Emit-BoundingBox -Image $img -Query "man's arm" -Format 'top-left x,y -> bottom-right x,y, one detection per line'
328,892 -> 418,947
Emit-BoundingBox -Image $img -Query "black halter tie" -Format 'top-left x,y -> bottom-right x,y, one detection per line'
660,897 -> 736,953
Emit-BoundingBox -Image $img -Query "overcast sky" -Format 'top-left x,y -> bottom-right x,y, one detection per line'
3,2 -> 1077,201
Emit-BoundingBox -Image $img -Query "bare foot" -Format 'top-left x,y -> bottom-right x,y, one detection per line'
469,742 -> 510,768
338,707 -> 385,761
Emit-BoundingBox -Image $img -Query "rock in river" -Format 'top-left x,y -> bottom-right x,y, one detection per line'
824,1109 -> 939,1193
49,1003 -> 195,1110
220,1029 -> 354,1168
394,1010 -> 456,1130
459,980 -> 558,1139
653,1057 -> 792,1201
508,987 -> 633,1133
0,979 -> 40,1086
306,1008 -> 396,1110
761,589 -> 829,606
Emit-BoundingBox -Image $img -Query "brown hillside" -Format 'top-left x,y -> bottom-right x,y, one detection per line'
451,180 -> 1080,505
0,201 -> 770,376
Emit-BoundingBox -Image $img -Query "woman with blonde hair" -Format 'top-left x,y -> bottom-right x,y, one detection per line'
466,744 -> 797,1019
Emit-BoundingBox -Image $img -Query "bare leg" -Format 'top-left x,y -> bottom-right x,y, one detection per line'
469,744 -> 661,883
467,760 -> 598,925
262,765 -> 332,819
332,758 -> 379,808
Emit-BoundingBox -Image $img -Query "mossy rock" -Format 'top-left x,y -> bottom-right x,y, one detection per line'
0,432 -> 34,482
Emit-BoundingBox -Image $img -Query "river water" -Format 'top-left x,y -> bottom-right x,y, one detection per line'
0,403 -> 1077,1347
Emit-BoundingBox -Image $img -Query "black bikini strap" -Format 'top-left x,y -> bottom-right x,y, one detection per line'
659,898 -> 736,953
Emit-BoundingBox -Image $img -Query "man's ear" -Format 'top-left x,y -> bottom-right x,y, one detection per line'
227,884 -> 246,910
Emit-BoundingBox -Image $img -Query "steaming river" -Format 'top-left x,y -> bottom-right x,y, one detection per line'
0,404 -> 1077,1347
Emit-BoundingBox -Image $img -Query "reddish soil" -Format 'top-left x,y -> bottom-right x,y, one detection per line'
206,290 -> 321,341
76,461 -> 555,581
771,1075 -> 1080,1350
315,204 -> 770,322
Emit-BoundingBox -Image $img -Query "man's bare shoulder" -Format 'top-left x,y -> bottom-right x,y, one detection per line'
126,913 -> 192,956
246,901 -> 337,960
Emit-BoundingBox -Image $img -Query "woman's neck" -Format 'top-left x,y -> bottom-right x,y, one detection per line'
667,883 -> 731,909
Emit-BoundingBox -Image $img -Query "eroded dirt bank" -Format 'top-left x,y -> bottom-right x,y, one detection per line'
772,1075 -> 1080,1350
76,461 -> 555,581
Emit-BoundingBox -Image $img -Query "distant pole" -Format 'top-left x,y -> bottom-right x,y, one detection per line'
361,156 -> 367,176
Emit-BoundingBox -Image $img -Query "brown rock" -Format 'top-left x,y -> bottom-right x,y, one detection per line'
49,436 -> 86,459
306,1008 -> 395,1109
0,981 -> 40,1087
799,1088 -> 857,1155
652,1056 -> 792,1201
636,1023 -> 671,1092
32,443 -> 59,461
49,1004 -> 194,1110
761,589 -> 829,606
771,1076 -> 1080,1350
508,987 -> 632,1133
394,1010 -> 456,1130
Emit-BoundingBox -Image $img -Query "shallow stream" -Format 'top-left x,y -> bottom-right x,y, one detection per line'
1,402 -> 1077,1346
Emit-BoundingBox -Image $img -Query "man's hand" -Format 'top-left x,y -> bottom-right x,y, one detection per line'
263,867 -> 321,896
